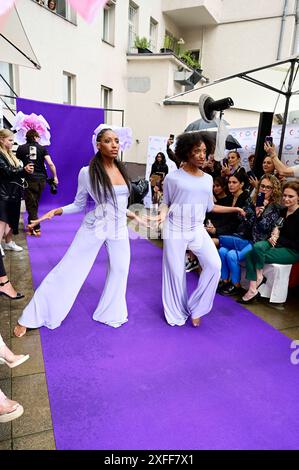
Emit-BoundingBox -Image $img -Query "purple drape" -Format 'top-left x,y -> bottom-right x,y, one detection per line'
16,98 -> 105,205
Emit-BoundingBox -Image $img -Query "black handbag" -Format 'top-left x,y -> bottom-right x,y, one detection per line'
130,178 -> 149,204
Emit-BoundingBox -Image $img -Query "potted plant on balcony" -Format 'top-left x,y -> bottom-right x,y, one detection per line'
160,34 -> 174,53
134,36 -> 152,53
180,50 -> 202,74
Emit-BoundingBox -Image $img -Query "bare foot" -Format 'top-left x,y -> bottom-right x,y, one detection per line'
0,279 -> 18,298
13,324 -> 27,338
191,317 -> 201,327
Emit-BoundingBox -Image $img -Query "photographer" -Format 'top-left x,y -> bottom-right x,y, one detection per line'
16,129 -> 58,236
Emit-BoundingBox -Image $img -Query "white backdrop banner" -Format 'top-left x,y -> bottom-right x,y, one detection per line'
229,124 -> 299,169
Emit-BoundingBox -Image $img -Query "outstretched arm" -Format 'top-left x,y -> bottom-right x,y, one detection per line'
27,208 -> 63,229
212,204 -> 246,217
265,143 -> 295,177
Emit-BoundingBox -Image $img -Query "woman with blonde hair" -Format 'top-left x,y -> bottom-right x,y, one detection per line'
218,174 -> 282,296
0,129 -> 34,299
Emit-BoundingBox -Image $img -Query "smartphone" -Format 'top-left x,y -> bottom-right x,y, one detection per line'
265,136 -> 273,146
256,191 -> 265,207
247,170 -> 255,179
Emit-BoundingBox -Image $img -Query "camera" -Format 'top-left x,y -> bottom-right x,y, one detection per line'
47,177 -> 58,195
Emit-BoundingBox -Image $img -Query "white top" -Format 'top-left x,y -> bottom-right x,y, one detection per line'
162,168 -> 214,231
62,166 -> 129,238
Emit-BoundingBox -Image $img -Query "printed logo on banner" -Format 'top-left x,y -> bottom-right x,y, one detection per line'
228,124 -> 299,169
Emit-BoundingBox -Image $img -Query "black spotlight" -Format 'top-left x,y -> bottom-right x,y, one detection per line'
199,94 -> 234,122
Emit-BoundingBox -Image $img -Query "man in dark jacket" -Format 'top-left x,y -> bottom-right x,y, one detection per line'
16,129 -> 58,236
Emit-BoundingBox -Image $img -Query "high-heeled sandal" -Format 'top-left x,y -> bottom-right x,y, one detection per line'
0,354 -> 29,368
0,280 -> 24,300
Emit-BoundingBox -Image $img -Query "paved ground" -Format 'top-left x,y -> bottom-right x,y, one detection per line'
0,218 -> 298,450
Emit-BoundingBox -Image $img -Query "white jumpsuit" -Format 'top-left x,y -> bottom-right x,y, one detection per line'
162,169 -> 221,326
18,166 -> 130,330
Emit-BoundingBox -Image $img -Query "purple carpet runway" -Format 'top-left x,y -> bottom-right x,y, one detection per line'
26,210 -> 299,450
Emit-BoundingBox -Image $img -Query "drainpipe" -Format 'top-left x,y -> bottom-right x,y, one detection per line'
277,0 -> 288,59
292,0 -> 299,54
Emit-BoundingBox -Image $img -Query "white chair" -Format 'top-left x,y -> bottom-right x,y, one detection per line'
258,264 -> 292,303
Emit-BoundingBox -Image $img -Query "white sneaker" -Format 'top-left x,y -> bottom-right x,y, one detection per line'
3,241 -> 23,252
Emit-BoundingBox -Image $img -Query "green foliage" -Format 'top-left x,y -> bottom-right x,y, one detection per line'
134,36 -> 150,49
180,50 -> 201,70
163,34 -> 173,50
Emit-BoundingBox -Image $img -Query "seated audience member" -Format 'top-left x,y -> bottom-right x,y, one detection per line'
249,155 -> 277,189
247,154 -> 255,173
265,142 -> 299,179
221,150 -> 249,187
240,181 -> 299,303
207,172 -> 249,242
218,175 -> 281,295
202,154 -> 222,178
205,176 -> 231,246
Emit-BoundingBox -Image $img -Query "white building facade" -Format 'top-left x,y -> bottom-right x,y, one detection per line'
0,0 -> 298,163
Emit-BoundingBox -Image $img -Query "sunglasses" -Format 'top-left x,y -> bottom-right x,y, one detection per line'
260,184 -> 273,190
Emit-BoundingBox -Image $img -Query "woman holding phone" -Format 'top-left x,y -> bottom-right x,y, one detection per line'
218,174 -> 281,296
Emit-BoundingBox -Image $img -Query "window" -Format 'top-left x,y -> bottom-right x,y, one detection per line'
128,1 -> 138,52
63,72 -> 76,104
0,62 -> 14,106
101,85 -> 113,123
56,0 -> 76,21
149,18 -> 158,52
33,0 -> 76,23
165,30 -> 180,55
102,0 -> 116,45
190,50 -> 200,63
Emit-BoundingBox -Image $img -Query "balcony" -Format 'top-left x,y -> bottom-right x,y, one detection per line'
162,0 -> 222,28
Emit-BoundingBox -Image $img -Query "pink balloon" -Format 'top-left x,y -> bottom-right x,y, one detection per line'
67,0 -> 108,22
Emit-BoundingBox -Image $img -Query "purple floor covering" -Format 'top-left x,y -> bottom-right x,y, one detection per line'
26,210 -> 299,450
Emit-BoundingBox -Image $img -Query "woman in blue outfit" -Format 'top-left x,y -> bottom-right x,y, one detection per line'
218,174 -> 282,295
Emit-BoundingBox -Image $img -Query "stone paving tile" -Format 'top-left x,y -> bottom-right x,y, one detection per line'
12,374 -> 53,439
0,378 -> 12,443
279,326 -> 299,341
240,297 -> 299,331
0,439 -> 12,450
0,308 -> 11,342
0,362 -> 11,381
11,335 -> 45,378
13,429 -> 56,450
